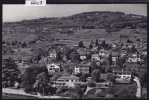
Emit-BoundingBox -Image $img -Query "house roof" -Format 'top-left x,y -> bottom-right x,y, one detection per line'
58,75 -> 79,80
47,63 -> 60,68
113,70 -> 132,73
121,46 -> 128,50
92,54 -> 99,57
111,52 -> 119,56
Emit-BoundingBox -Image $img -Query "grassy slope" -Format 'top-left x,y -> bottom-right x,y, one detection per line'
2,93 -> 39,99
3,33 -> 38,43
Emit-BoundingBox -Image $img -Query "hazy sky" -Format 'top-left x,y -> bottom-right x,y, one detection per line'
3,4 -> 147,22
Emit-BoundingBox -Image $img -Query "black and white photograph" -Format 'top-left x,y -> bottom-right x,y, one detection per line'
2,4 -> 147,99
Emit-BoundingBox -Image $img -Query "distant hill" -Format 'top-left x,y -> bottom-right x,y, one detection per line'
3,11 -> 146,28
2,11 -> 147,43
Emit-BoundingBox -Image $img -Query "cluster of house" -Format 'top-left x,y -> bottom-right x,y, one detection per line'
2,37 -> 147,89
47,62 -> 133,87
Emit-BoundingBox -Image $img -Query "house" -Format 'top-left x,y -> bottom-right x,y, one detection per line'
74,64 -> 90,74
77,47 -> 87,54
112,43 -> 117,48
49,49 -> 57,59
120,46 -> 128,57
54,75 -> 79,87
99,50 -> 106,57
113,70 -> 132,83
141,48 -> 147,56
46,63 -> 60,73
91,54 -> 101,61
99,49 -> 110,58
80,53 -> 87,60
111,52 -> 119,62
127,53 -> 141,63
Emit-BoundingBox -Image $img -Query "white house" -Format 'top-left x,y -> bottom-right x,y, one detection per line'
74,65 -> 90,74
99,50 -> 106,57
49,49 -> 57,58
54,75 -> 79,87
111,52 -> 119,62
113,70 -> 132,83
79,53 -> 87,60
127,53 -> 140,63
46,63 -> 60,73
91,54 -> 100,61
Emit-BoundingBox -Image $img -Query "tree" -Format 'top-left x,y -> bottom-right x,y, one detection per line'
33,72 -> 49,95
95,39 -> 99,46
75,84 -> 87,98
129,45 -> 137,53
91,69 -> 100,82
70,52 -> 80,63
90,61 -> 98,71
87,80 -> 96,87
101,40 -> 106,47
115,84 -> 136,98
56,51 -> 62,62
21,42 -> 27,48
62,47 -> 71,60
21,65 -> 48,93
109,54 -> 113,65
3,58 -> 21,87
116,57 -> 126,68
78,41 -> 84,48
107,73 -> 116,83
89,44 -> 93,49
79,73 -> 91,82
139,69 -> 147,87
137,38 -> 140,42
56,86 -> 68,94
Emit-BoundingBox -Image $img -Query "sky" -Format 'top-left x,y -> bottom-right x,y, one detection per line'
3,4 -> 147,22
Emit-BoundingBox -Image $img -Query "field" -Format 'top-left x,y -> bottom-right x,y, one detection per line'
2,93 -> 39,99
28,28 -> 146,48
3,33 -> 38,43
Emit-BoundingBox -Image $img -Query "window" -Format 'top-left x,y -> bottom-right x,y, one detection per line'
119,73 -> 122,75
114,73 -> 117,75
123,73 -> 126,75
50,65 -> 55,67
127,73 -> 130,75
65,80 -> 69,82
71,80 -> 73,82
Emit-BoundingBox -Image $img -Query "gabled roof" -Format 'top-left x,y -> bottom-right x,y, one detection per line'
58,75 -> 79,80
113,70 -> 132,73
47,63 -> 60,68
92,54 -> 99,57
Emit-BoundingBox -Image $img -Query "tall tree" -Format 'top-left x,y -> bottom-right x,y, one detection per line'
78,41 -> 84,48
33,72 -> 49,95
91,69 -> 100,82
95,39 -> 99,46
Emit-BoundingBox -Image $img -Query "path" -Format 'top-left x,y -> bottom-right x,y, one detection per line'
133,76 -> 141,98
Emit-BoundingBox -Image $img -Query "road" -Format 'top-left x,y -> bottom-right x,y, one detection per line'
2,88 -> 71,99
133,76 -> 141,98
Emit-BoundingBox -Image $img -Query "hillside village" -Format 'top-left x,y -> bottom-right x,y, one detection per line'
2,11 -> 147,99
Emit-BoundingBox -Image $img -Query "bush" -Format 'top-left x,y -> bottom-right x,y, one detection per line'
56,86 -> 68,94
87,80 -> 96,87
61,91 -> 79,98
